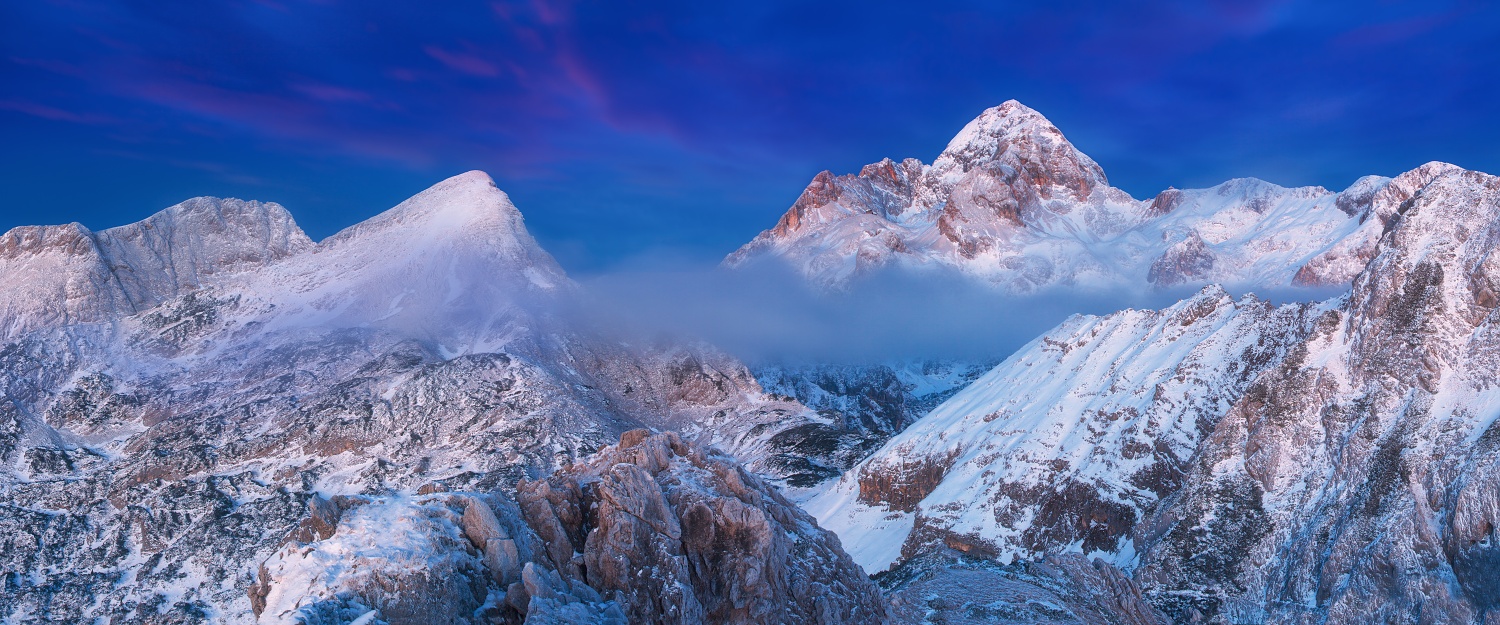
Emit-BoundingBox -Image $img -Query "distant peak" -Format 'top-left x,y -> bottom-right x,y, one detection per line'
988,99 -> 1046,122
349,170 -> 518,233
941,100 -> 1062,158
316,169 -> 564,280
447,169 -> 500,188
934,100 -> 1108,193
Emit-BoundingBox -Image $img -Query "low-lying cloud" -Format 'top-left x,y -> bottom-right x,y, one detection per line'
573,259 -> 1347,365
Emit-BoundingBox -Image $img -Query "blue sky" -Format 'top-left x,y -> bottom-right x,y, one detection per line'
3,0 -> 1497,274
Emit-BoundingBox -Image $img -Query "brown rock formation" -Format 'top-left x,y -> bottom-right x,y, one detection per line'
518,429 -> 889,625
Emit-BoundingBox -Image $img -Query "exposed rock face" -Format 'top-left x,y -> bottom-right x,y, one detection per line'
727,100 -> 1390,293
0,173 -> 873,623
249,431 -> 887,625
878,551 -> 1169,625
516,430 -> 888,625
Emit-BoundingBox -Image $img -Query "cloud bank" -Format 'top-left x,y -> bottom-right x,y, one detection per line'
573,260 -> 1347,364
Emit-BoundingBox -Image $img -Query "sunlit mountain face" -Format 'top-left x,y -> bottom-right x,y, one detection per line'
4,3 -> 1499,624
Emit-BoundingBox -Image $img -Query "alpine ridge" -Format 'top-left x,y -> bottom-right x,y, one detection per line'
810,158 -> 1500,624
727,100 -> 1398,293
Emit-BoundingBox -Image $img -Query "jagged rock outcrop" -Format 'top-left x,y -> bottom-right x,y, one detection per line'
878,551 -> 1168,625
516,430 -> 888,625
247,431 -> 886,625
727,100 -> 1390,293
1131,164 -> 1500,624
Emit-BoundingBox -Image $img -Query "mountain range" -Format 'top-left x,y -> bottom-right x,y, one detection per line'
3,101 -> 1498,625
728,100 -> 1405,294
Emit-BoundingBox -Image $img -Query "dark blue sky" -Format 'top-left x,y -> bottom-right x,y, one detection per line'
3,1 -> 1497,274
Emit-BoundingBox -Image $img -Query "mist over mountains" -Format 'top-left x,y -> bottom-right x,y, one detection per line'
4,100 -> 1499,625
578,260 -> 1343,363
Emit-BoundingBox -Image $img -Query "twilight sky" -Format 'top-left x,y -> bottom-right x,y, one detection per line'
3,1 -> 1497,274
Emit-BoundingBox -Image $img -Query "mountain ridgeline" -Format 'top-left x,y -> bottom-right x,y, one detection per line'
3,101 -> 1499,625
728,99 -> 1403,294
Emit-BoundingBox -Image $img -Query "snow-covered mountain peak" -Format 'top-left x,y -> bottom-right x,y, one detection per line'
728,101 -> 1429,293
932,99 -> 1109,198
0,197 -> 315,337
322,170 -> 521,246
97,196 -> 314,308
112,195 -> 306,239
939,100 -> 1053,154
305,170 -> 567,292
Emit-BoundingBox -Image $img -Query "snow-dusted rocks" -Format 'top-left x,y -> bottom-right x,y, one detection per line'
250,431 -> 887,624
0,173 -> 868,623
0,197 -> 308,338
515,430 -> 887,625
809,161 -> 1500,623
879,551 -> 1168,625
748,359 -> 995,487
807,286 -> 1320,572
252,495 -> 496,625
727,100 -> 1392,293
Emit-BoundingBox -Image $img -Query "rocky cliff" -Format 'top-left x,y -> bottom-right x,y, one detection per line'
246,430 -> 887,625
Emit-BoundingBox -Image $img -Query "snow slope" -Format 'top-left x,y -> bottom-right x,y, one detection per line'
807,286 -> 1319,572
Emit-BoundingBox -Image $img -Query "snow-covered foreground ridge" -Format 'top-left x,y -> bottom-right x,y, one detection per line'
814,162 -> 1500,624
0,172 -> 891,623
728,100 -> 1439,294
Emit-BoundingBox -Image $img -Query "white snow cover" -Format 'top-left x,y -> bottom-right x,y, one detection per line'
0,197 -> 310,338
727,100 -> 1392,292
0,170 -> 854,623
256,496 -> 482,624
808,286 -> 1322,572
216,171 -> 569,344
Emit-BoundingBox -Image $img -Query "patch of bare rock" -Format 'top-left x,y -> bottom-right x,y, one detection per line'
251,430 -> 888,624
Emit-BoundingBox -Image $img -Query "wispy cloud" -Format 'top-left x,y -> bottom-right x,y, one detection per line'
0,99 -> 115,124
423,44 -> 503,77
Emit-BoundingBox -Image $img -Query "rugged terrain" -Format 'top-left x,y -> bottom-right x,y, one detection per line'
727,100 -> 1395,293
247,430 -> 885,624
814,161 -> 1500,624
0,173 -> 885,623
749,360 -> 994,488
7,98 -> 1500,625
